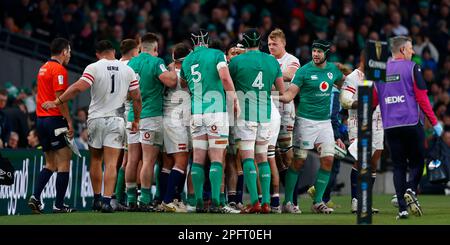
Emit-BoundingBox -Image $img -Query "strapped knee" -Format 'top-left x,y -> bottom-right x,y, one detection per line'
239,140 -> 255,151
318,143 -> 335,157
255,143 -> 268,154
294,147 -> 308,159
193,139 -> 208,150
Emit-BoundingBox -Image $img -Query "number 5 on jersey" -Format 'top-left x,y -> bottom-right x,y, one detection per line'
191,64 -> 202,83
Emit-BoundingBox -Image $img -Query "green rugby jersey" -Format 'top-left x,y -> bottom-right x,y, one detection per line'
291,61 -> 343,120
180,46 -> 227,114
229,50 -> 282,123
127,52 -> 167,120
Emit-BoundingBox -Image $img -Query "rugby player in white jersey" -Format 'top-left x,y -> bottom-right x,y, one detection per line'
42,40 -> 142,212
267,28 -> 300,213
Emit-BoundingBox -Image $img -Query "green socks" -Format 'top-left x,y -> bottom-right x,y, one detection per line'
126,183 -> 137,205
209,162 -> 223,207
140,187 -> 152,205
284,168 -> 299,204
191,163 -> 205,207
243,158 -> 258,205
115,167 -> 126,203
257,162 -> 271,205
314,168 -> 331,204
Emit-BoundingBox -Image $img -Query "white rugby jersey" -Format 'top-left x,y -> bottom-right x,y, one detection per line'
80,58 -> 139,120
342,69 -> 382,131
163,68 -> 191,120
276,52 -> 300,87
120,58 -> 131,121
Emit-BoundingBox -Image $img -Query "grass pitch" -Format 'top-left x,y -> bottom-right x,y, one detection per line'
1,195 -> 449,225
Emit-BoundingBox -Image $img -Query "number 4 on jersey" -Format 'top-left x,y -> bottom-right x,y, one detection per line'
252,71 -> 263,89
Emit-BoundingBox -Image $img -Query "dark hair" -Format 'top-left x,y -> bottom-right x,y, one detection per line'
209,39 -> 224,51
50,38 -> 70,56
173,43 -> 190,61
141,33 -> 158,44
191,29 -> 209,46
95,40 -> 114,53
120,39 -> 138,55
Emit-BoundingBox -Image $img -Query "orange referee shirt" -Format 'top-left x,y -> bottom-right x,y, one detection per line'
36,59 -> 69,117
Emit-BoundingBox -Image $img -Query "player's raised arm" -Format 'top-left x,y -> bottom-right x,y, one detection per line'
42,77 -> 91,110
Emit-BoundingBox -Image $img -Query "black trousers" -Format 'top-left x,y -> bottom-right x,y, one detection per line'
385,123 -> 425,212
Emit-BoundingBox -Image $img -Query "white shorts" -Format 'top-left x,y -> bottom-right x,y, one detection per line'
191,112 -> 229,138
163,116 -> 191,154
348,110 -> 384,151
293,116 -> 334,150
268,104 -> 281,146
126,122 -> 140,145
87,117 -> 125,149
235,118 -> 271,142
277,100 -> 295,138
191,112 -> 229,149
139,116 -> 163,146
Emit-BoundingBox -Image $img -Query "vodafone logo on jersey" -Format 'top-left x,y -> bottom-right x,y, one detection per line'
319,81 -> 329,92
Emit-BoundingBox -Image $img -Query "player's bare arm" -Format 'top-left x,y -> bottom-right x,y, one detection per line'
42,79 -> 91,110
219,66 -> 240,117
283,66 -> 297,82
279,84 -> 300,103
274,76 -> 285,95
159,70 -> 177,88
128,88 -> 142,133
55,90 -> 74,139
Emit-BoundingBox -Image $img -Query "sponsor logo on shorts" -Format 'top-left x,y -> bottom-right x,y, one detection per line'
211,125 -> 218,133
144,132 -> 152,140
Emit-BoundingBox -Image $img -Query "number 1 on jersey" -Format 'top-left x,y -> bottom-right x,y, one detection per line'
111,74 -> 115,93
252,71 -> 263,89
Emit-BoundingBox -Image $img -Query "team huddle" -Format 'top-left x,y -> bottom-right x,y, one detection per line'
28,28 -> 435,219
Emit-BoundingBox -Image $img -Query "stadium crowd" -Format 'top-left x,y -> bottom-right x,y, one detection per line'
0,0 -> 449,217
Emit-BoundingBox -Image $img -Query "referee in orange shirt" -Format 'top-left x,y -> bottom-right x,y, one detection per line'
28,38 -> 76,213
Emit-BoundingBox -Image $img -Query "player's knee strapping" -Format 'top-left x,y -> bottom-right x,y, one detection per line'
193,139 -> 208,150
277,135 -> 292,153
255,143 -> 268,154
209,138 -> 228,149
294,147 -> 308,159
239,140 -> 255,151
318,143 -> 335,157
